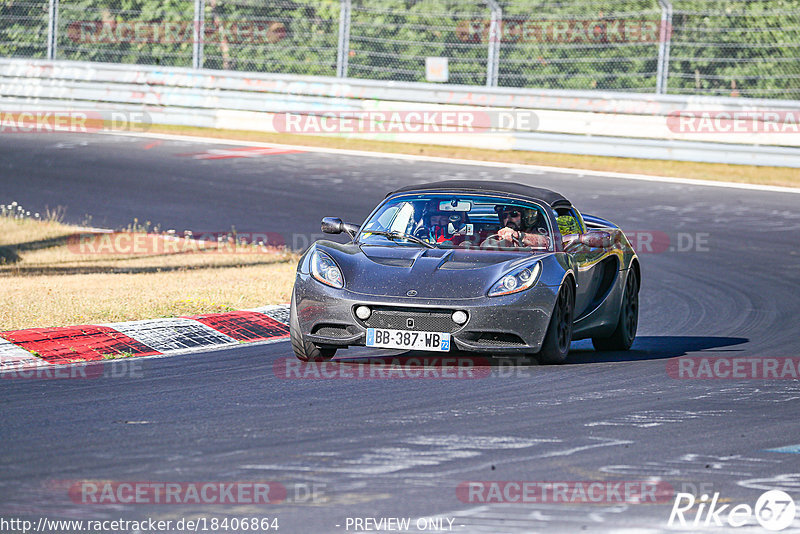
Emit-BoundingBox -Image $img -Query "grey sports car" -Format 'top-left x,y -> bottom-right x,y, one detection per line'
290,180 -> 640,364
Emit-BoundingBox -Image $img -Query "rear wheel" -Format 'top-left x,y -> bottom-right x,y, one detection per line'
537,281 -> 574,364
592,269 -> 639,351
290,293 -> 336,362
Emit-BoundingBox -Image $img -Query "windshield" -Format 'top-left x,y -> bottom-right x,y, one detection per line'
358,193 -> 554,251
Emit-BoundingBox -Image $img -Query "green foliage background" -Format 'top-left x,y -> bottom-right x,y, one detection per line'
1,0 -> 798,98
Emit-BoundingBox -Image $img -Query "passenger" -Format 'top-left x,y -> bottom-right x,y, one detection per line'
484,205 -> 549,248
429,211 -> 469,244
417,201 -> 469,244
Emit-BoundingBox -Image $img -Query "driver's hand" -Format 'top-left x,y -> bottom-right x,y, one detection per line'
497,227 -> 518,241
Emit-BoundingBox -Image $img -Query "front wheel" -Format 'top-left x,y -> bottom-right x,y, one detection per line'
290,292 -> 336,362
592,269 -> 639,351
537,281 -> 574,364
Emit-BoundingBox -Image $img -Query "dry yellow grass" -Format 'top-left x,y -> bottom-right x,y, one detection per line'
150,125 -> 800,188
0,215 -> 298,331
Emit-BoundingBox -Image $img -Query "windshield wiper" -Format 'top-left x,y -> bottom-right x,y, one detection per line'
362,230 -> 435,249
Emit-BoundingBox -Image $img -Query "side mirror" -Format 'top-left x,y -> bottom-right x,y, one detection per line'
321,217 -> 344,234
562,231 -> 612,251
562,233 -> 580,251
342,222 -> 360,238
579,230 -> 612,248
321,217 -> 360,239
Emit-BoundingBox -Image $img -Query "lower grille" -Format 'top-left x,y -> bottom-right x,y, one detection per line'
362,307 -> 461,333
472,332 -> 526,347
312,325 -> 355,338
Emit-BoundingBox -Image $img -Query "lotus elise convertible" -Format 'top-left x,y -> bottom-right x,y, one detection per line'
290,180 -> 640,364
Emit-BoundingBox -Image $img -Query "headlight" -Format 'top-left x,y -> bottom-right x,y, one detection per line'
488,261 -> 541,297
310,249 -> 344,288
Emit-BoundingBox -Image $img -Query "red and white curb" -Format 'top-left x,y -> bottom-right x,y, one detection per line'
0,304 -> 290,373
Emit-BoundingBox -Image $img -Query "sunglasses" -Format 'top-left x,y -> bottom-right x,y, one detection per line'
501,210 -> 521,218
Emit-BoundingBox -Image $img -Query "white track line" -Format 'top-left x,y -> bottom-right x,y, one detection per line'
104,131 -> 800,195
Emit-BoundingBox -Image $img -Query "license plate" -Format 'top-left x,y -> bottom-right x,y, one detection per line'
366,328 -> 450,352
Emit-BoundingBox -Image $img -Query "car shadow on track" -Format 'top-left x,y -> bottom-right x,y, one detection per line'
325,336 -> 748,368
332,347 -> 537,367
565,335 -> 749,364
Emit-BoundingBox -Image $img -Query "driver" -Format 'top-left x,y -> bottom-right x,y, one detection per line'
488,205 -> 550,248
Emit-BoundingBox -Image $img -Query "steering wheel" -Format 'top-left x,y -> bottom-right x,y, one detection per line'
413,227 -> 430,240
483,232 -> 524,247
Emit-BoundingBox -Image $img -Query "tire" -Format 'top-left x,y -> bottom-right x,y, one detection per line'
289,292 -> 336,362
592,268 -> 639,352
537,281 -> 575,364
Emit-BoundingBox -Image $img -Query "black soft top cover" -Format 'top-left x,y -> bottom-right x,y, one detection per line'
388,180 -> 571,208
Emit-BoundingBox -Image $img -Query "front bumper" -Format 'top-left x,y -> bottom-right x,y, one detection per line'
294,273 -> 559,354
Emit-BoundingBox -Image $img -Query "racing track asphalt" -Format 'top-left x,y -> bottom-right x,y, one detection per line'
1,133 -> 800,533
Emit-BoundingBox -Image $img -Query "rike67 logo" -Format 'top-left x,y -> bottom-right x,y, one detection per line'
668,490 -> 796,531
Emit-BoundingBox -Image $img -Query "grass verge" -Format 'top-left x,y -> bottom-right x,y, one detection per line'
0,211 -> 298,331
148,124 -> 800,188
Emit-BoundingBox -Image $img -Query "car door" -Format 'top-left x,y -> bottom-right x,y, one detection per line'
559,208 -> 614,318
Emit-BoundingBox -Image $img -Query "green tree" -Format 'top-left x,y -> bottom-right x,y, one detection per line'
0,0 -> 50,58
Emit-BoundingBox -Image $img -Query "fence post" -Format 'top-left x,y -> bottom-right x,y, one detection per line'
336,0 -> 351,78
656,0 -> 673,94
47,0 -> 58,60
193,0 -> 205,69
485,0 -> 501,87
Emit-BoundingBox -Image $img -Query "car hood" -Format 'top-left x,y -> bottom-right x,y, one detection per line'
317,242 -> 548,299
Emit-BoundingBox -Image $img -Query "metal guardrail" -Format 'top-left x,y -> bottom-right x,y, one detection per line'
6,58 -> 800,115
1,58 -> 799,167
